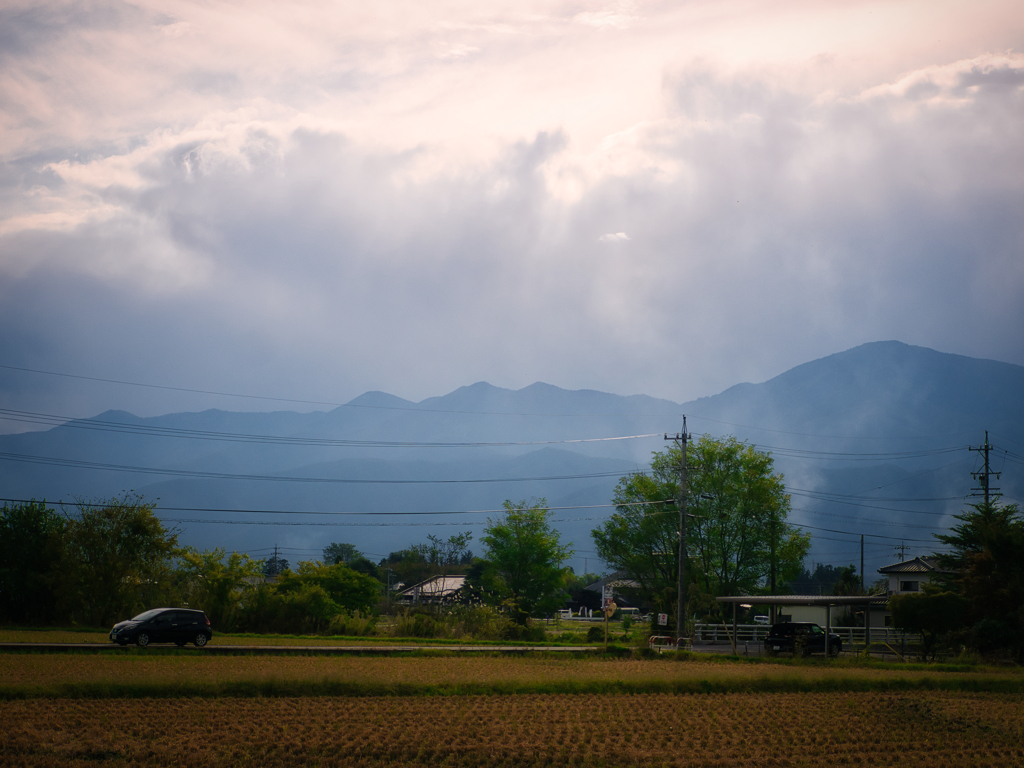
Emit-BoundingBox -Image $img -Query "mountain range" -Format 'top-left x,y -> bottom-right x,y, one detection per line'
2,340 -> 1022,576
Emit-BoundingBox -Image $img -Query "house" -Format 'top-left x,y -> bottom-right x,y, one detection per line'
395,575 -> 467,605
877,556 -> 950,596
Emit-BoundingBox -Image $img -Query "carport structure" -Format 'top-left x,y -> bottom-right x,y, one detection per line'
715,595 -> 890,655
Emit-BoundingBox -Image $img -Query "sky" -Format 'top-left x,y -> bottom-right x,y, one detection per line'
2,0 -> 1023,428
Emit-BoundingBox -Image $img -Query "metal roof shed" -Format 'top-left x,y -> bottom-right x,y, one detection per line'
715,594 -> 889,655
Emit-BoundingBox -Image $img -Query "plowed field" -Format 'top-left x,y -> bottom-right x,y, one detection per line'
3,692 -> 1023,767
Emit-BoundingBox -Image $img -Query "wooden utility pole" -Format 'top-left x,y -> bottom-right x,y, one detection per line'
769,515 -> 777,624
665,418 -> 689,646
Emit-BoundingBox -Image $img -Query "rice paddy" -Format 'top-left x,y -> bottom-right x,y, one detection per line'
2,641 -> 1022,766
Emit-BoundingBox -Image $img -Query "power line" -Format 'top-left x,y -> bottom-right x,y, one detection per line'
0,452 -> 631,485
0,407 -> 659,448
0,364 -> 677,418
0,497 -> 662,517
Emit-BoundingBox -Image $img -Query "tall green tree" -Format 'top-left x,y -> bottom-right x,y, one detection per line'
890,588 -> 969,661
475,499 -> 573,622
0,500 -> 65,624
934,500 -> 1024,660
175,548 -> 263,631
592,437 -> 809,622
59,494 -> 178,626
323,542 -> 362,565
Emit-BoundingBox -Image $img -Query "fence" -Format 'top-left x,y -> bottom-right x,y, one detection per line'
693,623 -> 917,648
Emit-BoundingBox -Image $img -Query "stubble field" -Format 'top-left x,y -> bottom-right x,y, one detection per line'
2,652 -> 1022,767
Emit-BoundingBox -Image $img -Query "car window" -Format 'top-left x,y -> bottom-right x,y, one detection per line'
810,625 -> 824,635
132,609 -> 164,622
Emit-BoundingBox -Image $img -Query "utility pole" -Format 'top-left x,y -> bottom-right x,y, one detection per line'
860,534 -> 864,593
894,542 -> 908,562
769,515 -> 777,624
969,431 -> 1001,505
665,418 -> 689,646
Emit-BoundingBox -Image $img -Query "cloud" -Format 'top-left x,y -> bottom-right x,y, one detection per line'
1,1 -> 1022,426
573,2 -> 638,30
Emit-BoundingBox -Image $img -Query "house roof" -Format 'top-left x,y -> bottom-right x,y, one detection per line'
877,556 -> 950,575
584,572 -> 639,592
396,575 -> 466,598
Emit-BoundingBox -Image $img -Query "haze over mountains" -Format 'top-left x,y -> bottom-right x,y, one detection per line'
2,341 -> 1022,577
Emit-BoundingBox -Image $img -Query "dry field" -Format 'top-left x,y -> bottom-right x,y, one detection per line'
3,652 -> 1022,766
2,691 -> 1022,767
3,653 -> 1022,697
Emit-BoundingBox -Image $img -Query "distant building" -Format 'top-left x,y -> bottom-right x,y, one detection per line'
395,575 -> 467,605
877,556 -> 950,596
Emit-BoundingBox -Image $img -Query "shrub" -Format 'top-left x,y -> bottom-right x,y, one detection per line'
327,611 -> 378,637
390,610 -> 441,639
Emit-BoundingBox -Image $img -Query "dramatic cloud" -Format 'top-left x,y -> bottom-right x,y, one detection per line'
1,0 -> 1022,424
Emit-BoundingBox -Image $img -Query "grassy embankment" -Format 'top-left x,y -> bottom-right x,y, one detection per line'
1,648 -> 1022,699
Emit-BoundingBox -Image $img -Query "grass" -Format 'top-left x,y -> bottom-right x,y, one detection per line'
0,627 -> 601,647
1,651 -> 1021,699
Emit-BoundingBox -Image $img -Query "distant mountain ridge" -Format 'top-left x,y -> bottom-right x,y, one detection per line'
2,341 -> 1021,573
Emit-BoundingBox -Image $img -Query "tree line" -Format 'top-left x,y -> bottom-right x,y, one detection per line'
6,433 -> 1014,658
891,499 -> 1024,662
0,493 -> 578,635
0,436 -> 807,633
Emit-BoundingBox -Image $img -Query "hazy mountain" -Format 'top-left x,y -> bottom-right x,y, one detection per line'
2,341 -> 1021,574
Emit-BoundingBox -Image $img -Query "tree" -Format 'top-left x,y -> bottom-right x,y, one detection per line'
261,552 -> 290,577
934,500 -> 1024,661
59,494 -> 178,626
175,548 -> 263,631
0,500 -> 65,624
890,588 -> 969,661
425,533 -> 474,574
271,561 -> 380,631
323,542 -> 362,565
830,565 -> 861,596
592,437 -> 809,624
379,547 -> 432,589
378,533 -> 474,590
785,564 -> 860,596
475,499 -> 573,622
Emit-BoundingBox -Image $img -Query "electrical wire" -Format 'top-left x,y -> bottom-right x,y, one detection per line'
0,407 -> 661,448
0,364 -> 679,418
0,497 -> 662,517
0,452 -> 632,485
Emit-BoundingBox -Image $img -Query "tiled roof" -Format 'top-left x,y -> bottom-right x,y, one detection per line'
877,556 -> 949,574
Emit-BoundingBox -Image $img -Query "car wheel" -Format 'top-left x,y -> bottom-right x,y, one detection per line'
135,633 -> 150,648
829,643 -> 841,658
194,633 -> 208,647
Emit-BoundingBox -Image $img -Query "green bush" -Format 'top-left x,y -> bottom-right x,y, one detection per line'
327,611 -> 377,637
438,605 -> 510,641
389,610 -> 441,639
499,620 -> 546,642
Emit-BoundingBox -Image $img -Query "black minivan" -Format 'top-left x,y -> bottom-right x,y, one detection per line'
764,621 -> 841,657
110,608 -> 212,647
